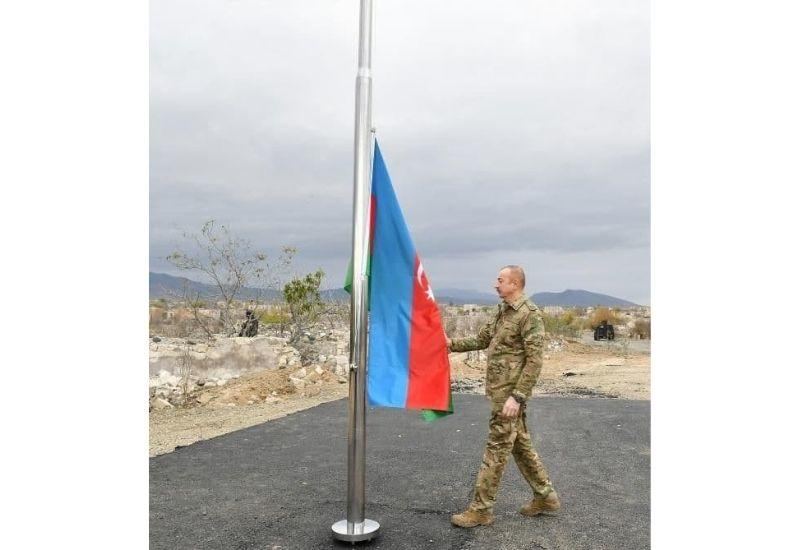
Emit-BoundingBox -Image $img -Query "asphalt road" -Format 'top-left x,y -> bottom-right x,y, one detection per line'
150,395 -> 650,550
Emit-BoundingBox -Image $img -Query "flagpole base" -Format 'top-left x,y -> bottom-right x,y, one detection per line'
331,519 -> 380,543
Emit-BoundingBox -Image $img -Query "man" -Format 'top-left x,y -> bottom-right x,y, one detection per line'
448,265 -> 560,528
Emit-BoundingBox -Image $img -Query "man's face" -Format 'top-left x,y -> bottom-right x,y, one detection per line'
494,269 -> 519,301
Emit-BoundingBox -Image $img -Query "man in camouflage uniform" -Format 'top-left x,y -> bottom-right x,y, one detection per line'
449,265 -> 560,528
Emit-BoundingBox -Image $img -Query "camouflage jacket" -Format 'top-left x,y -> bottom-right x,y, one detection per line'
450,294 -> 545,406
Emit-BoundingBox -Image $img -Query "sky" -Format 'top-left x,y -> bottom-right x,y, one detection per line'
150,0 -> 650,305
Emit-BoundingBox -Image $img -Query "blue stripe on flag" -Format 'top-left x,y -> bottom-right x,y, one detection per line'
367,142 -> 416,407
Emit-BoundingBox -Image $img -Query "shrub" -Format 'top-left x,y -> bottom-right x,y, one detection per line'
542,312 -> 581,339
630,319 -> 651,339
260,310 -> 290,325
588,307 -> 622,329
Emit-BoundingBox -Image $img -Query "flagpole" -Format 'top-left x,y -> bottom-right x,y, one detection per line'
332,0 -> 380,542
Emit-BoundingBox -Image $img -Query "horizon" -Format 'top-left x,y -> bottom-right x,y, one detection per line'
149,271 -> 645,305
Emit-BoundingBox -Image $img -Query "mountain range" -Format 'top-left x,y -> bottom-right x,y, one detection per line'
150,272 -> 639,307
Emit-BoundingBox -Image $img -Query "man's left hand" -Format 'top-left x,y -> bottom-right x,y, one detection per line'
501,396 -> 520,418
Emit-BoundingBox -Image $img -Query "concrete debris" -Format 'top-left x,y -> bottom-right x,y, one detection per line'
197,393 -> 214,405
547,339 -> 565,352
151,397 -> 174,410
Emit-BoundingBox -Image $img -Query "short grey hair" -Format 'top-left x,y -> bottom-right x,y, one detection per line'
501,265 -> 526,288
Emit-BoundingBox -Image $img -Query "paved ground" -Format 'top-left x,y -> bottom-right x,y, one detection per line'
150,395 -> 650,550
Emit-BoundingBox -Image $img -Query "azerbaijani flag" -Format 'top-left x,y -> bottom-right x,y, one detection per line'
344,141 -> 451,415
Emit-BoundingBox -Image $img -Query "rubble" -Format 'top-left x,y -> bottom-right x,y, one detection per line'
150,398 -> 173,410
451,378 -> 484,394
547,339 -> 566,352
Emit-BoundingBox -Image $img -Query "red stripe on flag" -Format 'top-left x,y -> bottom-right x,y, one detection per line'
406,255 -> 451,410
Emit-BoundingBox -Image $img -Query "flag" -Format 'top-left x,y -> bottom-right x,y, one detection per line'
344,141 -> 451,415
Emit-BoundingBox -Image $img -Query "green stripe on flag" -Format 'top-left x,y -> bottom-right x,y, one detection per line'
343,257 -> 372,300
344,258 -> 354,294
420,388 -> 454,422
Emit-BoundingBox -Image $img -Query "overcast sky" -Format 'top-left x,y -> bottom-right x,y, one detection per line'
150,0 -> 650,304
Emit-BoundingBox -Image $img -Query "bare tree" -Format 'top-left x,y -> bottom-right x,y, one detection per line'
177,343 -> 194,403
166,220 -> 295,339
319,300 -> 350,332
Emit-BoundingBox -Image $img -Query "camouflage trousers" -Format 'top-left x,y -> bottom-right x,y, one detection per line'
469,407 -> 554,513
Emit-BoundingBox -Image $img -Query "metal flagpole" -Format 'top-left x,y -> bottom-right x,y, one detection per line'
332,0 -> 380,542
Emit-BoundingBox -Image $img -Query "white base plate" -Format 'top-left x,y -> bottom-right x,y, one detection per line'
331,519 -> 380,542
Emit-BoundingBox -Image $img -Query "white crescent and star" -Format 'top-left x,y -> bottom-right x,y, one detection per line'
417,262 -> 436,302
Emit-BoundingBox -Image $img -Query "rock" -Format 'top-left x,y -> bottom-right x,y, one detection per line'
152,336 -> 161,343
337,375 -> 348,384
562,371 -> 578,377
306,371 -> 320,383
197,393 -> 214,405
196,378 -> 206,387
304,385 -> 321,397
290,377 -> 306,390
151,397 -> 173,410
314,366 -> 324,376
294,367 -> 308,379
157,370 -> 180,387
264,396 -> 282,404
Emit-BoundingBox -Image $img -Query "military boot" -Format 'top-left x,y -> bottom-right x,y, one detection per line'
519,490 -> 561,516
450,509 -> 494,528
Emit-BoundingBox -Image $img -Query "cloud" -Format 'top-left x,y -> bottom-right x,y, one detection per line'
150,0 -> 650,304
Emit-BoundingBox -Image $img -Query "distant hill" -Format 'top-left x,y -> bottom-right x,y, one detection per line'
532,289 -> 639,308
150,273 -> 638,307
149,272 -> 281,301
438,288 -> 638,307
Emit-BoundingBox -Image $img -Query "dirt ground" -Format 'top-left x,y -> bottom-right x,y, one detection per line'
149,340 -> 649,457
